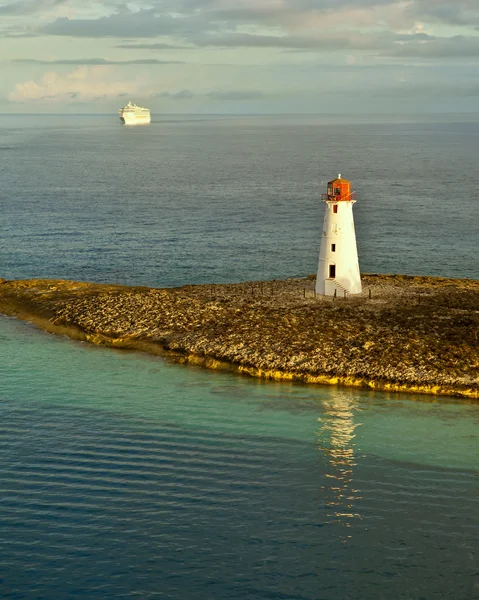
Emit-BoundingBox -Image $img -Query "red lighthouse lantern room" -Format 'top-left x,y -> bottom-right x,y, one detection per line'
321,174 -> 356,203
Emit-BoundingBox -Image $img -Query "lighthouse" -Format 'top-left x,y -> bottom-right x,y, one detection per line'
315,174 -> 362,297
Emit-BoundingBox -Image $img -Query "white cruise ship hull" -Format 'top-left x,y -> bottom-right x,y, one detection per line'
118,101 -> 151,125
120,113 -> 151,126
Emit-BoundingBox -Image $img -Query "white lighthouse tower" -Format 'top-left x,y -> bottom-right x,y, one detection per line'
315,174 -> 362,296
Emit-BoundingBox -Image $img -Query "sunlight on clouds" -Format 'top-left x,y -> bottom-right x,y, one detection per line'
2,1 -> 479,112
8,65 -> 150,102
287,1 -> 417,33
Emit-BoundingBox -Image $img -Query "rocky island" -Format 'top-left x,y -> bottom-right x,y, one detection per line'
0,274 -> 477,400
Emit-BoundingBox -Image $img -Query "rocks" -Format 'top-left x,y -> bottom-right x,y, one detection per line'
0,274 -> 478,399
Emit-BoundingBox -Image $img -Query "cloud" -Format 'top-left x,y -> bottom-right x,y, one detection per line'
8,65 -> 150,102
192,32 -> 343,49
190,31 -> 394,51
42,8 -> 218,38
32,0 -> 479,62
156,88 -> 266,101
6,0 -> 479,67
116,42 -> 191,50
388,35 -> 479,58
116,30 -> 438,55
405,0 -> 479,27
8,63 -> 270,107
13,58 -> 185,65
205,90 -> 266,101
36,0 -> 479,37
157,89 -> 195,100
0,31 -> 39,37
0,0 -> 67,16
372,80 -> 479,98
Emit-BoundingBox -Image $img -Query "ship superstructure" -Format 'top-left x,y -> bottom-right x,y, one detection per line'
118,101 -> 151,125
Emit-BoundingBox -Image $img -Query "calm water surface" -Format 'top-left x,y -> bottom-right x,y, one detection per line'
0,114 -> 478,599
1,114 -> 478,284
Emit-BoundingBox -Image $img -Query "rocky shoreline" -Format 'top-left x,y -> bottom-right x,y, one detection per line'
0,274 -> 478,399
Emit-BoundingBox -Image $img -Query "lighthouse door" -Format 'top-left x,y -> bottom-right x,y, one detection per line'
329,265 -> 336,279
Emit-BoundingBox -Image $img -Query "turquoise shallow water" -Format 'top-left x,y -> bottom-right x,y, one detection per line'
1,316 -> 478,599
2,317 -> 478,471
1,114 -> 478,598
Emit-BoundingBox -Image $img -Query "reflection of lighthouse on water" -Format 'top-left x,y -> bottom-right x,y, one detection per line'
316,393 -> 363,538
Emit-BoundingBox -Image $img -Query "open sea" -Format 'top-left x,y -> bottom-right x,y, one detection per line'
0,114 -> 478,599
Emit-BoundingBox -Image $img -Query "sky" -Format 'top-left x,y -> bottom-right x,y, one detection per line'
1,0 -> 478,114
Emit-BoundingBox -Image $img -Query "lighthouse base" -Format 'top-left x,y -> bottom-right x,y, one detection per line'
318,278 -> 362,297
315,257 -> 362,297
315,269 -> 363,298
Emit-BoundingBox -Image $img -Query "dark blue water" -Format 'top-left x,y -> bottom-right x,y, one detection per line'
0,114 -> 478,599
1,114 -> 478,285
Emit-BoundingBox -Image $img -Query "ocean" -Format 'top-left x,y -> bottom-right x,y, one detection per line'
0,114 -> 478,599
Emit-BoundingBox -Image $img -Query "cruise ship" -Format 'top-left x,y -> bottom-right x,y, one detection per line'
118,101 -> 151,125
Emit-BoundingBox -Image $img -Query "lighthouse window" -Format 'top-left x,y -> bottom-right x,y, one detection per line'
334,188 -> 341,196
333,205 -> 338,214
329,265 -> 336,279
331,244 -> 336,252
